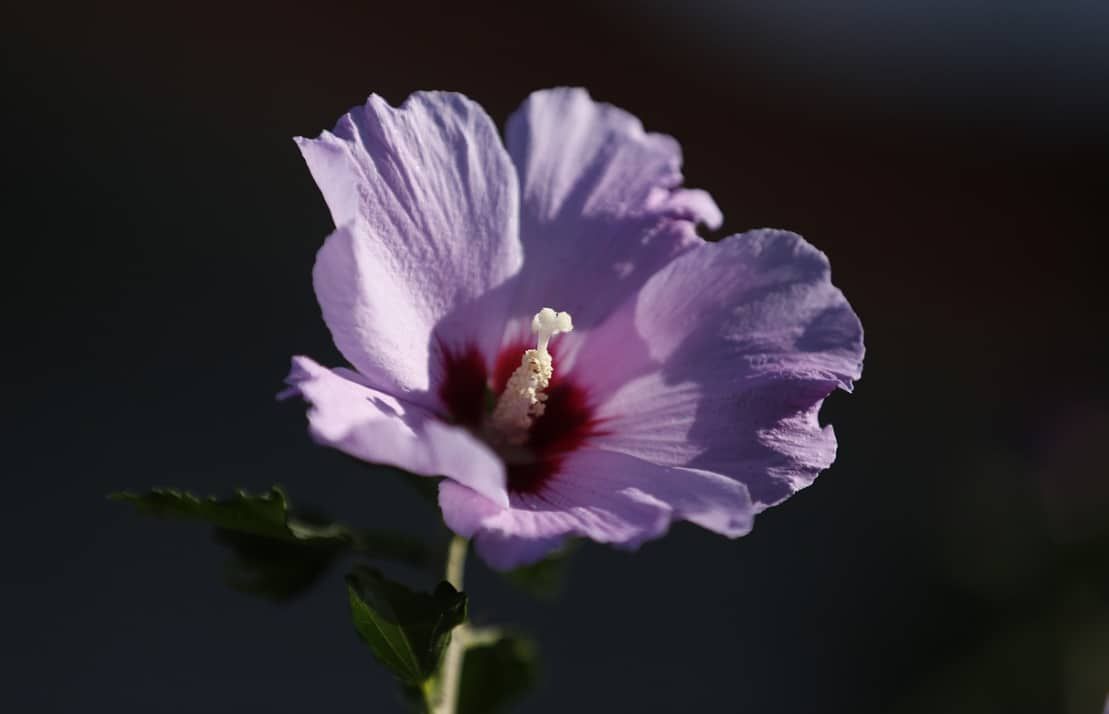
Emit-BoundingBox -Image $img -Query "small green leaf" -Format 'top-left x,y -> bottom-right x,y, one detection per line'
110,486 -> 345,543
213,528 -> 344,600
504,541 -> 578,600
112,487 -> 430,601
346,565 -> 467,684
459,633 -> 540,714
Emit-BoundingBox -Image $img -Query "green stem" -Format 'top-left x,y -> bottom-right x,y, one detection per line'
427,536 -> 469,714
445,534 -> 468,591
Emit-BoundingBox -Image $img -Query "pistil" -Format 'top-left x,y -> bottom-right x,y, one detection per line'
489,308 -> 573,445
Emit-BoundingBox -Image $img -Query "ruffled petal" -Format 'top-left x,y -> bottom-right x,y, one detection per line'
284,357 -> 508,507
502,88 -> 720,336
438,448 -> 754,569
575,229 -> 865,508
298,92 -> 523,403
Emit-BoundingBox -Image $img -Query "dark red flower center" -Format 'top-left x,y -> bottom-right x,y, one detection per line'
438,340 -> 602,494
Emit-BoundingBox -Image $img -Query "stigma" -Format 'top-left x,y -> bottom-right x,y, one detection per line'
490,308 -> 574,445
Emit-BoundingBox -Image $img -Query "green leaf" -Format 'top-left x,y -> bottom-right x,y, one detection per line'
459,633 -> 539,714
346,565 -> 467,684
111,487 -> 430,601
212,528 -> 345,601
503,541 -> 578,600
109,486 -> 346,542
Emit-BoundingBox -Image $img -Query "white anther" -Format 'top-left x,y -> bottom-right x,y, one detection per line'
490,308 -> 574,445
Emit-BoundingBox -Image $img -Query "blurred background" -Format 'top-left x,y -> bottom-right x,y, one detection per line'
4,1 -> 1108,712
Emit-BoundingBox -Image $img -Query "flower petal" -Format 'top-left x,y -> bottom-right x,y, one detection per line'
577,229 -> 864,508
438,448 -> 753,569
423,420 -> 509,508
503,88 -> 720,334
440,471 -> 669,570
298,92 -> 523,401
284,356 -> 508,507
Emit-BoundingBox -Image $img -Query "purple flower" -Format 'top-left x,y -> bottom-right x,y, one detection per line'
286,89 -> 864,569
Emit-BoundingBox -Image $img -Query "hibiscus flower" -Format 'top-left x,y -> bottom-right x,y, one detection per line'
286,88 -> 864,569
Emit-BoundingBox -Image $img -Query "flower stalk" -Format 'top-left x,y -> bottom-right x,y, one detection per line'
425,535 -> 470,714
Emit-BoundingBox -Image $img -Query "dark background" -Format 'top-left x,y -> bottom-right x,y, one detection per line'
5,1 -> 1108,712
